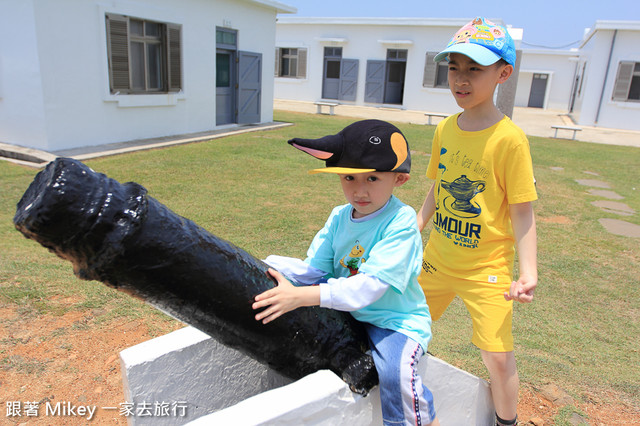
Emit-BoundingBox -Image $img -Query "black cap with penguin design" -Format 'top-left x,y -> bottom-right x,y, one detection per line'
288,119 -> 411,174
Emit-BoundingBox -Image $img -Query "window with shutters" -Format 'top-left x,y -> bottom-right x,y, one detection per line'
423,51 -> 448,88
106,13 -> 182,94
612,61 -> 640,102
275,47 -> 307,78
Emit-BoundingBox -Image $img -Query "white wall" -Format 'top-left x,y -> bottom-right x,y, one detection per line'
275,18 -> 474,114
576,29 -> 615,127
121,326 -> 496,426
574,24 -> 640,130
0,0 -> 48,147
276,18 -> 640,132
277,19 -> 568,117
570,57 -> 591,123
0,0 -> 286,152
516,50 -> 580,110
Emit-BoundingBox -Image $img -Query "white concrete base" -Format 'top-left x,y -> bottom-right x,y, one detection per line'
120,326 -> 495,425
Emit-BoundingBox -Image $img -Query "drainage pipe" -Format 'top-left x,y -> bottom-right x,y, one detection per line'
595,30 -> 617,125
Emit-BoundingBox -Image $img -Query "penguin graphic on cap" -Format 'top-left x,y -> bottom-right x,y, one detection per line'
288,119 -> 411,175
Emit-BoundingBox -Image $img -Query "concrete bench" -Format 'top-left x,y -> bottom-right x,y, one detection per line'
424,112 -> 448,125
314,102 -> 339,115
551,125 -> 582,140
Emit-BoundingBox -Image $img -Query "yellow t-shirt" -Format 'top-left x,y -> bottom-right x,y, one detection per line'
424,113 -> 537,282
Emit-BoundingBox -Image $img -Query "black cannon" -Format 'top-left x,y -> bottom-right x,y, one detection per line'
13,157 -> 378,395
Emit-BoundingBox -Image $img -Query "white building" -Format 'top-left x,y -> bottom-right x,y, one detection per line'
0,0 -> 295,152
570,21 -> 640,131
275,17 -> 640,131
274,17 -> 500,115
515,49 -> 580,111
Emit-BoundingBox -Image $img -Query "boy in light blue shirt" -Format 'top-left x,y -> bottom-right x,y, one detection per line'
253,119 -> 440,426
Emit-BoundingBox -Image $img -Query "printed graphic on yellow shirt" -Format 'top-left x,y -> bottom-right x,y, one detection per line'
441,175 -> 486,218
434,149 -> 487,250
435,147 -> 448,211
339,241 -> 366,276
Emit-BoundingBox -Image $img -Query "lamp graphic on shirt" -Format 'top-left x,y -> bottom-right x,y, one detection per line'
440,175 -> 486,218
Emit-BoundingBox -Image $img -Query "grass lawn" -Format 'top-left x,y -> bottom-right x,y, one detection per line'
1,109 -> 639,423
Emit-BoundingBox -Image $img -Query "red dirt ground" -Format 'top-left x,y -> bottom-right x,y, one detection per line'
1,303 -> 637,425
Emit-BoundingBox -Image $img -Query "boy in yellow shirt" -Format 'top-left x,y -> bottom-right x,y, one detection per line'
417,17 -> 538,426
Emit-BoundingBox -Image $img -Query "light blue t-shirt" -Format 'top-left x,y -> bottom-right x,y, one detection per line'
306,195 -> 432,351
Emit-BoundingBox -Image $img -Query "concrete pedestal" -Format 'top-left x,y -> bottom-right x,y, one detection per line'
120,326 -> 495,425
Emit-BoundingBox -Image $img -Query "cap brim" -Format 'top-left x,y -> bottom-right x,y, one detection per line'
309,167 -> 377,175
434,43 -> 501,66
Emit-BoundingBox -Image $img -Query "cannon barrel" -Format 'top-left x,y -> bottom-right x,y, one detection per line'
13,157 -> 378,395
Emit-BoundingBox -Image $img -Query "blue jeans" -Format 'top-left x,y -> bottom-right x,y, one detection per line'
365,324 -> 437,426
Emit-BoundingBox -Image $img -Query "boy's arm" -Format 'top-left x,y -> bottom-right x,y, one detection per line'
506,201 -> 537,303
263,255 -> 327,285
253,268 -> 321,324
320,274 -> 389,311
253,269 -> 390,324
417,184 -> 436,232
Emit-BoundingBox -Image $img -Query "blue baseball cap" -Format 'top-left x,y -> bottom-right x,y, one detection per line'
434,17 -> 516,66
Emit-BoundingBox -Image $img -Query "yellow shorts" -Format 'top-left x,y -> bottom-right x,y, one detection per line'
418,263 -> 514,352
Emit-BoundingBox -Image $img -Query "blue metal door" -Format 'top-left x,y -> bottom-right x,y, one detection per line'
339,59 -> 358,101
365,60 -> 385,104
384,60 -> 406,104
237,51 -> 262,124
528,73 -> 548,108
216,50 -> 235,125
322,58 -> 341,99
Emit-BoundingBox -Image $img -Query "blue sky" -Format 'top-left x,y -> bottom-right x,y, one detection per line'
279,0 -> 640,49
